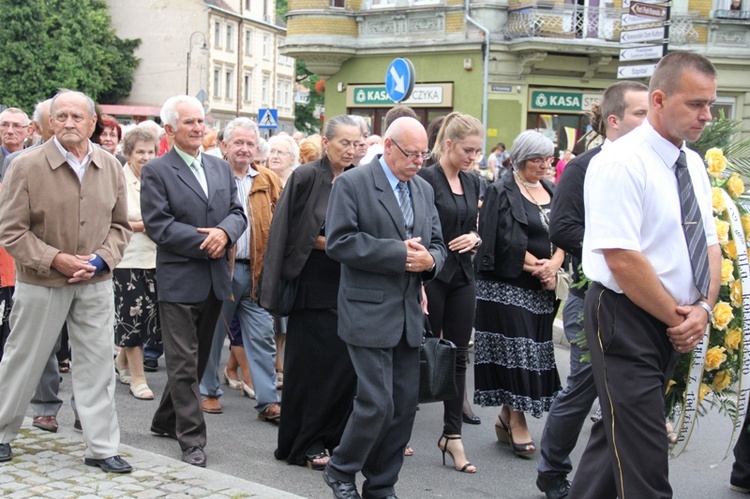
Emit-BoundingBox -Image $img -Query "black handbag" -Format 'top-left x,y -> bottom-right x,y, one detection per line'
418,318 -> 458,404
270,277 -> 298,316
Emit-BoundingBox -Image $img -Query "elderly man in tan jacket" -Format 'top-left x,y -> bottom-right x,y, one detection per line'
0,90 -> 132,472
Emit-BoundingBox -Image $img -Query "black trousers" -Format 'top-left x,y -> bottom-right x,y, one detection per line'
152,290 -> 222,451
731,393 -> 750,488
424,271 -> 475,435
569,282 -> 677,499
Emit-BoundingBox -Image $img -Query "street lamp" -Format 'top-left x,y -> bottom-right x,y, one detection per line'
186,31 -> 208,95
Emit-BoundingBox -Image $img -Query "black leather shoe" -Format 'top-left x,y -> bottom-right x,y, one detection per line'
363,493 -> 398,499
182,446 -> 207,467
143,357 -> 158,372
324,465 -> 361,499
536,474 -> 571,499
0,443 -> 12,462
462,412 -> 481,425
84,455 -> 132,473
150,425 -> 177,440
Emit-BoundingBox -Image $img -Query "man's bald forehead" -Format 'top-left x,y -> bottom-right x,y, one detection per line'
385,117 -> 426,141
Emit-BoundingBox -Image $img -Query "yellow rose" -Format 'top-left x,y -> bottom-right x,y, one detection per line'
699,383 -> 712,402
731,280 -> 743,308
742,214 -> 750,238
712,370 -> 732,392
725,328 -> 742,352
712,187 -> 727,213
721,258 -> 736,285
728,173 -> 746,199
666,379 -> 676,395
716,218 -> 730,245
705,346 -> 728,371
706,147 -> 727,178
724,240 -> 738,260
712,301 -> 734,330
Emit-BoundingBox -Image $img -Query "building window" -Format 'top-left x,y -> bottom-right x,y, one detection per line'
330,0 -> 346,7
370,0 -> 396,7
715,0 -> 749,18
214,22 -> 222,48
226,24 -> 233,51
263,34 -> 270,60
213,68 -> 221,97
244,73 -> 252,102
245,0 -> 251,9
262,76 -> 270,106
284,81 -> 291,108
245,29 -> 252,54
225,69 -> 234,99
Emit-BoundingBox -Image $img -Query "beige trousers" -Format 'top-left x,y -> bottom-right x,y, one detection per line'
0,280 -> 120,458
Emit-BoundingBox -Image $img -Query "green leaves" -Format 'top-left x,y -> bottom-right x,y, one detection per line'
0,0 -> 140,112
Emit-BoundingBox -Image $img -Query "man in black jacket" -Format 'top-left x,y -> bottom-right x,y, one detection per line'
535,81 -> 648,499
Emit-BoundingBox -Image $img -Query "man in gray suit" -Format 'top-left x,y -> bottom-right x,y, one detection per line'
324,117 -> 446,499
140,95 -> 246,468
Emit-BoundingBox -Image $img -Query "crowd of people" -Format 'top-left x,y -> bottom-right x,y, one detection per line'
0,49 -> 748,499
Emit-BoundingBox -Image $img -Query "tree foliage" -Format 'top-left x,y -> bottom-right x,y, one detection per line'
0,0 -> 140,112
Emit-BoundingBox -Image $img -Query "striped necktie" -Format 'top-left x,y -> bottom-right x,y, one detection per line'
675,151 -> 710,297
397,181 -> 414,239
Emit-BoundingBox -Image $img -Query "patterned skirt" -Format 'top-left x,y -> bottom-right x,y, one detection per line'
114,268 -> 161,348
473,277 -> 561,419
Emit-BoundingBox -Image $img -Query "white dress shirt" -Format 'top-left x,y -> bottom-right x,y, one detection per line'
582,119 -> 718,306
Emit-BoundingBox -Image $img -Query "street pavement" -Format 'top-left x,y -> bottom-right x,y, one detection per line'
0,321 -> 745,498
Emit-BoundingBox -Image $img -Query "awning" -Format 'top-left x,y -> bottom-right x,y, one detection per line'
99,104 -> 162,118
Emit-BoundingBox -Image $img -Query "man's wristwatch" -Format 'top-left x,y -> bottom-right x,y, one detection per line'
694,300 -> 714,323
428,258 -> 436,272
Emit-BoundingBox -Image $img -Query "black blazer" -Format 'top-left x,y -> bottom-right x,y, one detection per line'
476,171 -> 555,278
418,164 -> 480,283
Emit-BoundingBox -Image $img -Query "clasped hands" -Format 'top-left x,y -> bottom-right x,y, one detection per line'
405,237 -> 434,273
531,258 -> 559,291
447,232 -> 480,254
52,253 -> 97,283
198,227 -> 229,259
667,304 -> 709,353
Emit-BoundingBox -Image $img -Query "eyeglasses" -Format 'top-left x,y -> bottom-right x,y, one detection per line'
269,148 -> 291,156
0,122 -> 28,130
391,139 -> 431,161
527,157 -> 551,166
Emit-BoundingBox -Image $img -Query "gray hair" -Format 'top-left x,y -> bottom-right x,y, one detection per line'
50,89 -> 96,117
322,115 -> 359,142
161,95 -> 204,128
269,134 -> 300,168
224,117 -> 260,144
256,137 -> 270,159
509,130 -> 555,170
347,114 -> 369,137
32,100 -> 52,127
122,128 -> 159,157
0,107 -> 30,125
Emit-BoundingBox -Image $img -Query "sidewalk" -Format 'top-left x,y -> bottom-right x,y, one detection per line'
0,417 -> 302,499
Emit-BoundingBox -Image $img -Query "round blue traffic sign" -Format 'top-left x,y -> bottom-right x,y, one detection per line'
385,58 -> 415,103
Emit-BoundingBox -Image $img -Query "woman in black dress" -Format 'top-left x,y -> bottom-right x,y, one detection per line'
418,112 -> 483,473
474,130 -> 563,457
260,115 -> 361,470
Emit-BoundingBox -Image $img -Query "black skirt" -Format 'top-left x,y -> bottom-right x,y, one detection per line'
113,268 -> 162,348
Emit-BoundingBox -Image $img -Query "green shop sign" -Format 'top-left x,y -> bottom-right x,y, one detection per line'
530,90 -> 601,113
347,84 -> 453,108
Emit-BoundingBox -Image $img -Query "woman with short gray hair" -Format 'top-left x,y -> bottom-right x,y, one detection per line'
473,129 -> 564,458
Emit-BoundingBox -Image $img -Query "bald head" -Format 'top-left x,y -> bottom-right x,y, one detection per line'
383,117 -> 428,181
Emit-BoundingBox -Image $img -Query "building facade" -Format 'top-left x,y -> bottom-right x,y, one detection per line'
282,0 -> 749,154
105,0 -> 295,133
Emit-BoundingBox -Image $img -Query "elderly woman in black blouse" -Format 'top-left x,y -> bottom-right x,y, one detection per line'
474,130 -> 563,458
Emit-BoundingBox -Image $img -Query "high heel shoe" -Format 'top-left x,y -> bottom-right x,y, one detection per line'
222,368 -> 242,390
437,435 -> 476,473
498,416 -> 536,457
241,381 -> 256,399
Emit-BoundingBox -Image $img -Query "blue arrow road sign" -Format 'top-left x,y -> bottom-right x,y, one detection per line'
385,58 -> 415,103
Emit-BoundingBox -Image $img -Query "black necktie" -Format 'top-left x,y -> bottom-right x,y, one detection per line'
397,181 -> 413,239
675,151 -> 710,297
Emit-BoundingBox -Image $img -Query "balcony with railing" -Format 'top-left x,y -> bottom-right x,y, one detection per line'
714,9 -> 750,20
503,3 -> 699,45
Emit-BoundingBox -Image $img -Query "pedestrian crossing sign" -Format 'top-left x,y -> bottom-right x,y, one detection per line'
258,108 -> 278,129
